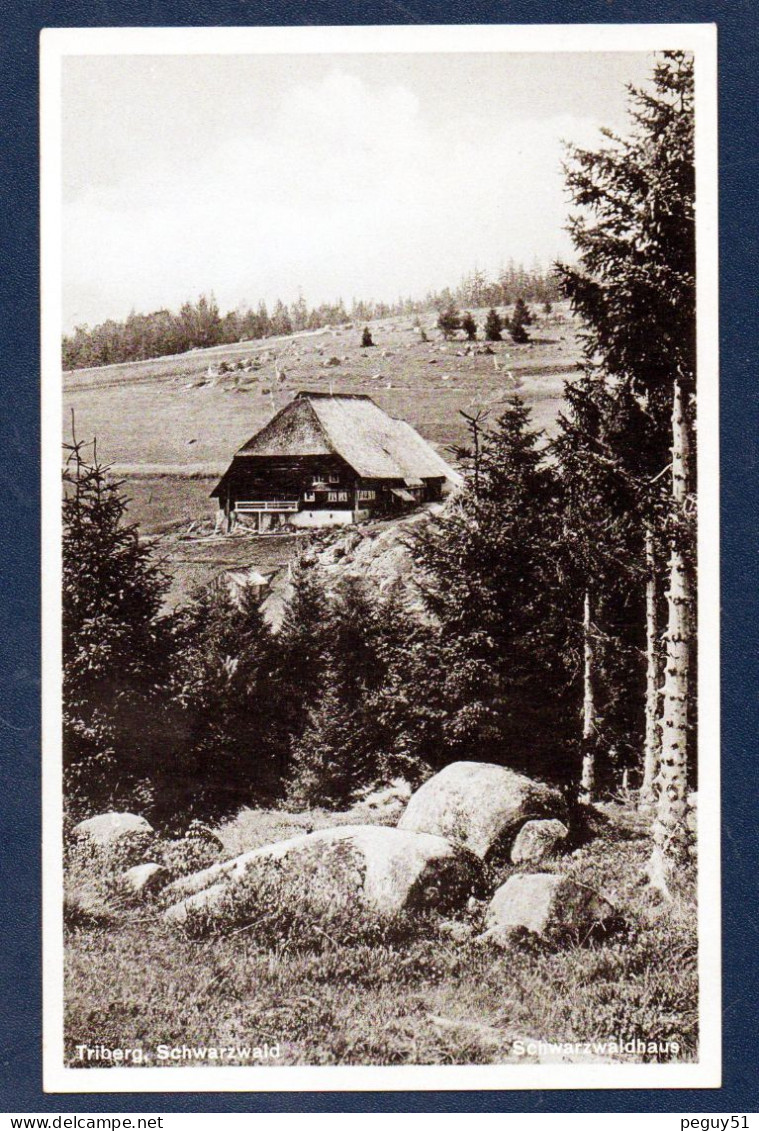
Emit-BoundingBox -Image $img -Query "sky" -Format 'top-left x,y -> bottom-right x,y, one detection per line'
61,51 -> 654,331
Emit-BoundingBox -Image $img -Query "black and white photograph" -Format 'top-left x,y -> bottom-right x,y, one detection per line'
40,24 -> 719,1092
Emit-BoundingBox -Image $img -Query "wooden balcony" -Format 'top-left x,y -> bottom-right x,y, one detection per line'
235,499 -> 299,513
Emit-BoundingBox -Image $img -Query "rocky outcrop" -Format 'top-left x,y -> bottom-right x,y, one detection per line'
163,824 -> 480,928
510,819 -> 569,865
481,873 -> 615,944
72,812 -> 153,849
398,762 -> 566,861
261,506 -> 444,631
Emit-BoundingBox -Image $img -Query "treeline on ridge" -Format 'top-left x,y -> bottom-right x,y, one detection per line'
62,263 -> 562,371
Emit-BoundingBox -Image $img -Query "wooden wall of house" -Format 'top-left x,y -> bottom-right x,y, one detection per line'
225,455 -> 355,500
218,457 -> 447,517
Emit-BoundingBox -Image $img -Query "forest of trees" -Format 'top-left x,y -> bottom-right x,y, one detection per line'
63,54 -> 696,893
61,264 -> 563,371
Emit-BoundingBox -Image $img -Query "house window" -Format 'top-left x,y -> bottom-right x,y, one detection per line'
357,489 -> 376,501
327,473 -> 340,484
303,491 -> 316,502
328,490 -> 349,503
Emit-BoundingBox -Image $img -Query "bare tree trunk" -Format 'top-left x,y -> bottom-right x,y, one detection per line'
640,525 -> 662,810
650,381 -> 693,892
579,590 -> 596,804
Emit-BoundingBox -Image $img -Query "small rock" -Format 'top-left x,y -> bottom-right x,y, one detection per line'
119,862 -> 168,897
482,873 -> 616,944
510,819 -> 569,865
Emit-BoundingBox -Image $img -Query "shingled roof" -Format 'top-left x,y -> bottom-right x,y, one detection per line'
228,392 -> 460,484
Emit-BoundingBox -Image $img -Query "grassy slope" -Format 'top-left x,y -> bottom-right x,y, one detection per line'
65,306 -> 581,609
64,802 -> 697,1068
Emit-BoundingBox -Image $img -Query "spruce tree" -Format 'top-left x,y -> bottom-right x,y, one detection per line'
508,298 -> 532,343
275,562 -> 332,755
553,377 -> 657,796
557,52 -> 695,881
62,439 -> 172,814
168,583 -> 284,822
414,399 -> 577,785
461,312 -> 478,341
484,308 -> 502,342
437,304 -> 462,340
285,676 -> 355,809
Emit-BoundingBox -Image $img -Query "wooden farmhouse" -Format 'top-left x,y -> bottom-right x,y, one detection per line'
211,391 -> 461,531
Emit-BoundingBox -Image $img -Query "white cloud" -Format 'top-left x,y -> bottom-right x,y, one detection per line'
62,63 -> 631,328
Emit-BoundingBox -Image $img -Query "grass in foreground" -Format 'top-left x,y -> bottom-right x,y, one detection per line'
64,803 -> 697,1068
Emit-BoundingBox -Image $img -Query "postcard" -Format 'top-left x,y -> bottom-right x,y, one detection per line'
40,22 -> 719,1092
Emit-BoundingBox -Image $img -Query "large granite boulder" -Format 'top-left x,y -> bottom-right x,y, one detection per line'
398,762 -> 566,861
482,873 -> 615,944
72,812 -> 153,849
510,819 -> 569,865
163,824 -> 480,928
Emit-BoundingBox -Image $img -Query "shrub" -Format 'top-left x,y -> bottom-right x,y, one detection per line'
437,304 -> 461,340
361,326 -> 375,348
461,312 -> 477,341
63,828 -> 159,929
160,837 -> 221,879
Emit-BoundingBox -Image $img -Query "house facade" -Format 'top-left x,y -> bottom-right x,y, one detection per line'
211,392 -> 460,531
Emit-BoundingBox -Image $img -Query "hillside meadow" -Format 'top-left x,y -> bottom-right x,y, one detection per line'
63,305 -> 581,535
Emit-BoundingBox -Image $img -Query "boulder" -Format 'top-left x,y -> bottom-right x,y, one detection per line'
118,862 -> 168,898
482,873 -> 615,944
73,812 -> 153,849
510,819 -> 569,865
164,824 -> 480,928
398,762 -> 566,860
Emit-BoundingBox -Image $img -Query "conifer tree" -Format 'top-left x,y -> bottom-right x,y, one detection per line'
508,298 -> 532,343
461,311 -> 478,341
286,675 -> 358,809
275,563 -> 332,753
414,399 -> 577,785
484,308 -> 502,342
437,304 -> 462,340
62,439 -> 172,813
167,583 -> 284,821
557,52 -> 695,873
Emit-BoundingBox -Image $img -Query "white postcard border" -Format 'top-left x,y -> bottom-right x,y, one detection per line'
41,21 -> 720,1093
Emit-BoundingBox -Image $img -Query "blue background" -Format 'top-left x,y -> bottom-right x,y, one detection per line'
1,0 -> 757,1114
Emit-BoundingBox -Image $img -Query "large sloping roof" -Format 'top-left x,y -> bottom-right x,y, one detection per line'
232,392 -> 460,483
